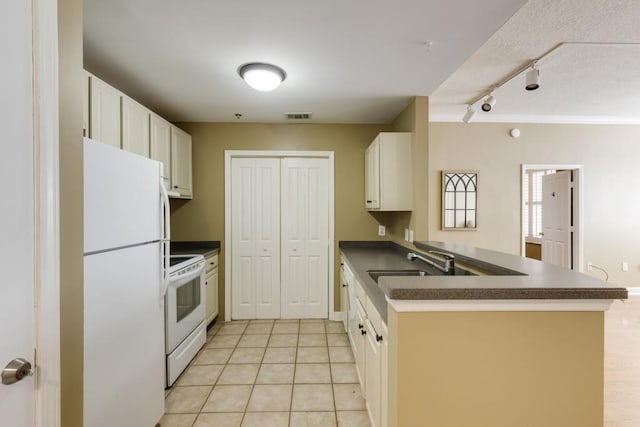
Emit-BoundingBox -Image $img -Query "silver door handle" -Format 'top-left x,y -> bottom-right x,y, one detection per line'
2,358 -> 33,385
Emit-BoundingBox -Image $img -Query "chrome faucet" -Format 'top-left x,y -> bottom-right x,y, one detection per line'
406,251 -> 456,275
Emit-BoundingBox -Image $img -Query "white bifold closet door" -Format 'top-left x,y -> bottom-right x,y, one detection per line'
231,158 -> 281,319
281,158 -> 329,318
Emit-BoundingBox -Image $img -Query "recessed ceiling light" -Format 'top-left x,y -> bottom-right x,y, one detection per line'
238,62 -> 287,92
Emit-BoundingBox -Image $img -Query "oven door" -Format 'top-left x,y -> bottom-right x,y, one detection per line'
165,266 -> 205,353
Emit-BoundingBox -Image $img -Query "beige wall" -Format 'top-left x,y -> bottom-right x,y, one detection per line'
379,96 -> 429,243
58,0 -> 84,424
429,122 -> 640,286
170,123 -> 391,318
388,308 -> 604,427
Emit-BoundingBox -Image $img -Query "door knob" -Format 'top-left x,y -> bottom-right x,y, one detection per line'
2,358 -> 33,385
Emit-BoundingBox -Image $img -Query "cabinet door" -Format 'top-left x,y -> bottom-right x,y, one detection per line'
365,319 -> 381,427
89,75 -> 121,148
121,96 -> 150,157
365,138 -> 380,209
340,264 -> 349,332
83,71 -> 90,137
205,268 -> 218,325
355,302 -> 367,394
170,126 -> 193,197
150,113 -> 172,189
380,321 -> 388,427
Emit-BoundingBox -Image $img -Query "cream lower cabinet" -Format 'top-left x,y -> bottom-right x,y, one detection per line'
347,270 -> 388,427
204,253 -> 219,325
355,301 -> 367,393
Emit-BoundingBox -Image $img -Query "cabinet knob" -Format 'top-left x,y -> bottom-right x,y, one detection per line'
376,334 -> 383,342
342,284 -> 347,288
173,185 -> 178,189
205,281 -> 208,286
366,200 -> 372,203
358,323 -> 363,330
361,329 -> 367,336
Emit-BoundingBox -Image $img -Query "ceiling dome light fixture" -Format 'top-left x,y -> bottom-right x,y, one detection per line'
525,65 -> 540,91
238,62 -> 287,92
481,95 -> 496,112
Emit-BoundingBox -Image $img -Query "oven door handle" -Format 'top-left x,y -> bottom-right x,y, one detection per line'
168,266 -> 204,289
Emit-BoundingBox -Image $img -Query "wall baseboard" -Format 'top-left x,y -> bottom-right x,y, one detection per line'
330,311 -> 344,322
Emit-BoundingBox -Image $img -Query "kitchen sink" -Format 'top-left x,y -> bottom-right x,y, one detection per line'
367,269 -> 430,283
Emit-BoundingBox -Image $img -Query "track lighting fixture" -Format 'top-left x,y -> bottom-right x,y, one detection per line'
462,105 -> 476,123
481,95 -> 496,112
525,66 -> 540,91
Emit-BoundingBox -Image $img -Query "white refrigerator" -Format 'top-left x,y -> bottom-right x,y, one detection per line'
83,139 -> 169,427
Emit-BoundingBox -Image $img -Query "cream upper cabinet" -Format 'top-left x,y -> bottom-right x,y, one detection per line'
364,132 -> 413,211
121,96 -> 150,157
170,126 -> 193,198
150,113 -> 172,188
89,74 -> 122,148
82,71 -> 90,137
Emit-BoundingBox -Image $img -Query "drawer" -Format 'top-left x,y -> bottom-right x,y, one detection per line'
366,297 -> 382,334
205,253 -> 218,274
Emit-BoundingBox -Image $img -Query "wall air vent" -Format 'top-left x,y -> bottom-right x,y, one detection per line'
285,113 -> 312,120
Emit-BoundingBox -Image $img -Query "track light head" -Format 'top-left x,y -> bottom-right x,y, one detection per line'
525,67 -> 540,91
462,105 -> 476,123
481,95 -> 496,112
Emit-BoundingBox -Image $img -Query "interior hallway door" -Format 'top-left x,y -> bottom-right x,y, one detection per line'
231,158 -> 281,319
541,171 -> 572,268
0,0 -> 36,424
281,158 -> 329,318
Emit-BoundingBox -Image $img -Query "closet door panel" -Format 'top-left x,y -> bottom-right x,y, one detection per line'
281,160 -> 306,318
255,159 -> 281,318
282,158 -> 329,318
304,159 -> 329,318
231,159 -> 256,319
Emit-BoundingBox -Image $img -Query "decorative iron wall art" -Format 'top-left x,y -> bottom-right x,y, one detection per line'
442,171 -> 478,230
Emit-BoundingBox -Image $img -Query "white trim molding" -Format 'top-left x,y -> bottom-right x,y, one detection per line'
224,150 -> 336,321
33,0 -> 61,425
386,297 -> 616,313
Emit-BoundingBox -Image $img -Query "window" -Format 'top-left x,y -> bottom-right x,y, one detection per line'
523,169 -> 555,242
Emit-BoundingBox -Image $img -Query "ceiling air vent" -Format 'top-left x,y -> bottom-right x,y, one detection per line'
285,113 -> 312,120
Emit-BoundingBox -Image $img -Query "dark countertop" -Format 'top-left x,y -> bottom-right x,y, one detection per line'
171,241 -> 220,258
339,241 -> 628,320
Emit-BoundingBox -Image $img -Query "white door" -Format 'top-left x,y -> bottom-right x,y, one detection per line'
150,113 -> 172,189
542,171 -> 572,268
281,158 -> 329,318
1,0 -> 36,424
170,126 -> 193,197
231,158 -> 281,319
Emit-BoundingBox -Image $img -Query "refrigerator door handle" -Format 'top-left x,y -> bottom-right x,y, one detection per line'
160,181 -> 171,300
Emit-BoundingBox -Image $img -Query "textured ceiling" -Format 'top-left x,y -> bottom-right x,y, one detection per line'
429,0 -> 640,123
83,0 -> 526,123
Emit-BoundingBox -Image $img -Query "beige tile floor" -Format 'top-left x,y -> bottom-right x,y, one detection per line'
161,319 -> 372,427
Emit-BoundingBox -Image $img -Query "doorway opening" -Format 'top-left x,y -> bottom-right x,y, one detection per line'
521,164 -> 584,271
